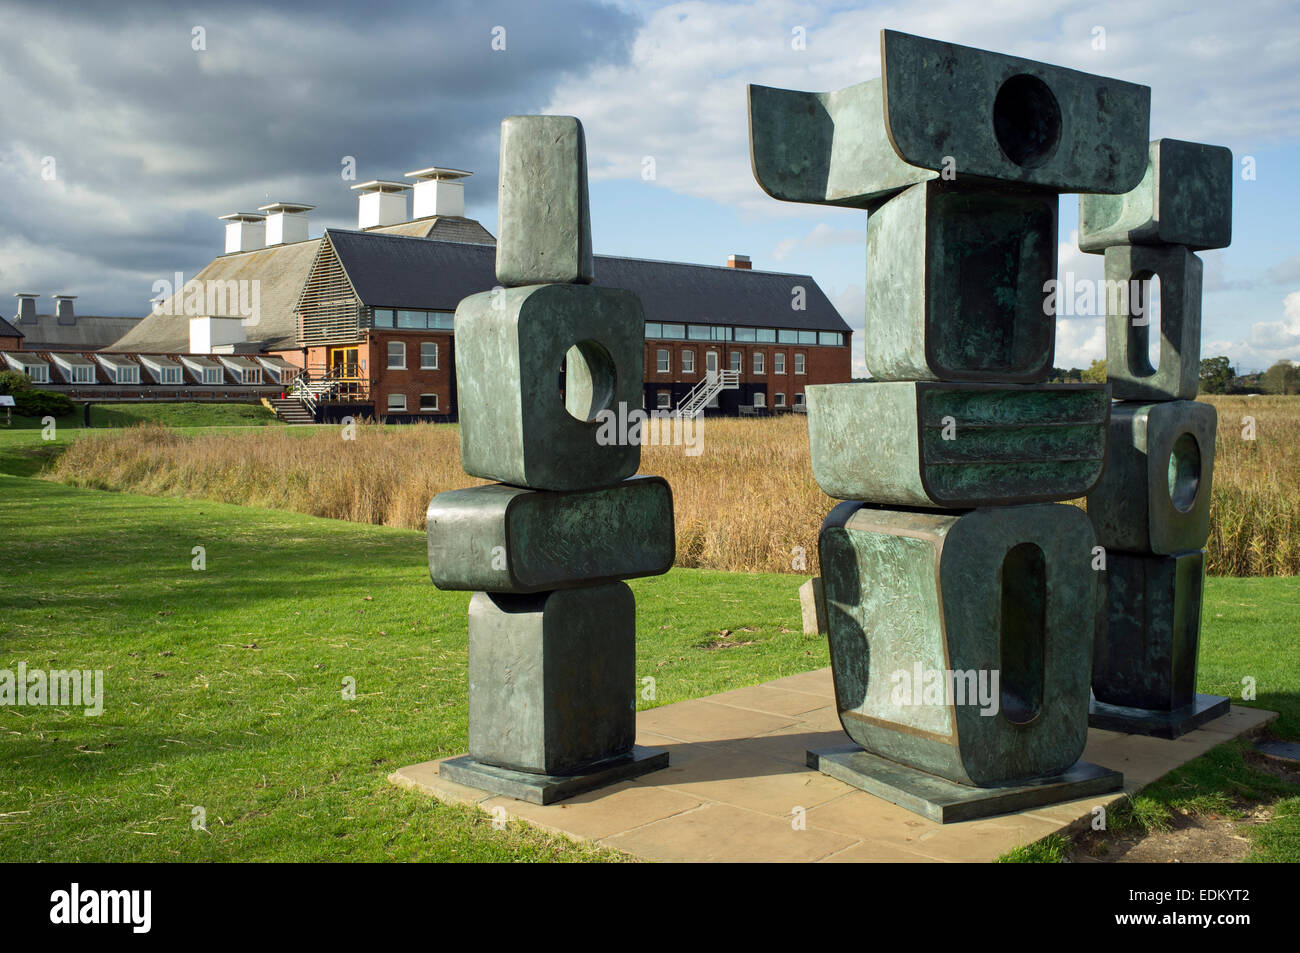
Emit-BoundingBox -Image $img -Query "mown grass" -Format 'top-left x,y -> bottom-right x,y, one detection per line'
0,475 -> 824,861
37,395 -> 1300,576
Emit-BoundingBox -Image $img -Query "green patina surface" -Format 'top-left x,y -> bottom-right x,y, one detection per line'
818,503 -> 1096,786
1080,139 -> 1233,252
426,476 -> 674,593
1093,550 -> 1207,711
1086,399 -> 1217,554
1103,244 -> 1204,401
467,585 -> 635,775
807,381 -> 1108,506
495,115 -> 594,286
453,283 -> 644,492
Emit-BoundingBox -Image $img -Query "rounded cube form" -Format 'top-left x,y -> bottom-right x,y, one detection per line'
427,476 -> 675,593
1094,550 -> 1206,711
454,283 -> 644,491
818,502 -> 1097,786
1103,245 -> 1203,401
468,583 -> 636,776
1086,399 -> 1216,554
865,181 -> 1058,382
1080,139 -> 1233,252
807,381 -> 1109,507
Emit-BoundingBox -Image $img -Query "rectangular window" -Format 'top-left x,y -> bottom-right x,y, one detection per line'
688,324 -> 711,341
799,330 -> 818,344
388,341 -> 405,369
819,331 -> 843,346
794,353 -> 806,374
203,368 -> 222,384
794,392 -> 806,407
430,312 -> 455,331
420,393 -> 439,412
387,393 -> 406,412
711,326 -> 731,341
778,329 -> 799,344
734,327 -> 756,342
240,367 -> 261,385
374,309 -> 395,328
774,353 -> 786,374
116,366 -> 139,384
682,349 -> 695,373
421,342 -> 438,370
660,323 -> 685,340
72,365 -> 95,383
161,367 -> 182,384
756,328 -> 776,343
775,392 -> 786,408
397,310 -> 426,329
645,322 -> 662,338
729,351 -> 742,372
657,349 -> 670,373
753,352 -> 764,374
753,392 -> 766,408
657,391 -> 671,409
25,365 -> 49,384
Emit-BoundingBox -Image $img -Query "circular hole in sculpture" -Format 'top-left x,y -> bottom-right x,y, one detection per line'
992,74 -> 1062,168
1167,432 -> 1201,512
559,340 -> 616,423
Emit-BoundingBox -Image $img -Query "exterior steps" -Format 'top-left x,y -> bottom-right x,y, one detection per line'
267,397 -> 316,425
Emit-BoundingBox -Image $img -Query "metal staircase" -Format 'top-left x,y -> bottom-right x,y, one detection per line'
675,370 -> 739,418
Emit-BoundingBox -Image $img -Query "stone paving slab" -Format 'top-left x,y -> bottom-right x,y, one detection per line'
391,668 -> 1277,863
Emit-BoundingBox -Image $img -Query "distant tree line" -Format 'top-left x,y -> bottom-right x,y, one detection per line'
1048,358 -> 1300,395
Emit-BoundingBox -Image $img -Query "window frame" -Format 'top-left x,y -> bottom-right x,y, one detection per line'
753,352 -> 765,374
387,393 -> 407,412
387,341 -> 406,370
794,353 -> 806,375
775,392 -> 786,408
419,393 -> 439,412
656,348 -> 670,374
753,392 -> 766,408
774,352 -> 786,375
656,391 -> 672,409
420,341 -> 438,370
681,349 -> 695,374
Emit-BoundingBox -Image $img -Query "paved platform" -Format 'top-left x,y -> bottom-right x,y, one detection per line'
391,668 -> 1276,862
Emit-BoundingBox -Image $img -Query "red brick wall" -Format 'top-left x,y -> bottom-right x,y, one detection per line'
366,330 -> 455,416
1,335 -> 21,352
642,339 -> 851,409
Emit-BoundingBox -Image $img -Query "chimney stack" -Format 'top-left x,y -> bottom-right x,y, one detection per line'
219,212 -> 267,253
351,181 -> 410,229
405,167 -> 471,219
258,202 -> 315,245
727,254 -> 752,270
54,294 -> 77,325
13,293 -> 38,324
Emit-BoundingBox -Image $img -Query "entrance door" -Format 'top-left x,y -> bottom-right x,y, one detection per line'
330,347 -> 361,397
706,351 -> 720,407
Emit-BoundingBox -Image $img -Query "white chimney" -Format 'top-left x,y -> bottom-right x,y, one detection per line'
13,293 -> 38,324
189,316 -> 246,354
350,180 -> 410,228
405,167 -> 471,219
258,202 -> 315,245
54,294 -> 77,325
219,212 -> 267,253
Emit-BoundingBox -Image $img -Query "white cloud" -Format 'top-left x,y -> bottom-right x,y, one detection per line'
772,222 -> 860,261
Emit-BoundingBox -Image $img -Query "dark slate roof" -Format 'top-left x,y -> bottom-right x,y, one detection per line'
324,229 -> 849,334
0,316 -> 22,339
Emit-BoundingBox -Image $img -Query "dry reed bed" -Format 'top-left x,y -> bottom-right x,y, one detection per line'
45,395 -> 1300,576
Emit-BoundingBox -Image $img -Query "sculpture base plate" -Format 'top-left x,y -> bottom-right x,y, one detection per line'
438,746 -> 669,805
1088,694 -> 1231,740
807,743 -> 1123,824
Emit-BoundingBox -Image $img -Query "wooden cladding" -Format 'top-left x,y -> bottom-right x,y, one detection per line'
297,236 -> 362,345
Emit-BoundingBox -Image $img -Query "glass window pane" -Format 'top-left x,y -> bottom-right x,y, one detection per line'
819,331 -> 841,346
421,342 -> 438,369
799,330 -> 817,344
712,326 -> 731,341
374,309 -> 395,328
688,325 -> 711,340
756,328 -> 776,342
734,327 -> 756,342
661,324 -> 685,339
645,322 -> 662,338
431,311 -> 455,330
779,329 -> 798,343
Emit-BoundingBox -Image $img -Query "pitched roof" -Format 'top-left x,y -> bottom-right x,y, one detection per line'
368,216 -> 497,244
109,237 -> 323,353
0,316 -> 23,339
15,314 -> 139,350
325,229 -> 849,333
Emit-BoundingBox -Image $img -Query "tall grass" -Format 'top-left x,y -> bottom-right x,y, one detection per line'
45,395 -> 1300,576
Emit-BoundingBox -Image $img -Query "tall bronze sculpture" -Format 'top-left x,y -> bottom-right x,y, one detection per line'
430,116 -> 673,804
1081,139 -> 1233,737
750,31 -> 1157,821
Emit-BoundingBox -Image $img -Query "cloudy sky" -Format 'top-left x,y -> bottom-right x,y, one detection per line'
3,0 -> 1298,373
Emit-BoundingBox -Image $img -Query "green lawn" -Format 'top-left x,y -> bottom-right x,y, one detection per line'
0,476 -> 822,861
1,462 -> 1296,862
1,401 -> 281,432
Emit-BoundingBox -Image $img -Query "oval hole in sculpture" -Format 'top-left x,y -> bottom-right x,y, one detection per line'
992,74 -> 1062,168
1168,431 -> 1201,512
559,339 -> 616,423
1000,542 -> 1046,725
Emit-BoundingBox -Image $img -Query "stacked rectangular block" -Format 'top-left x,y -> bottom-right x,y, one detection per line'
427,117 -> 672,803
749,31 -> 1154,818
1079,139 -> 1234,737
